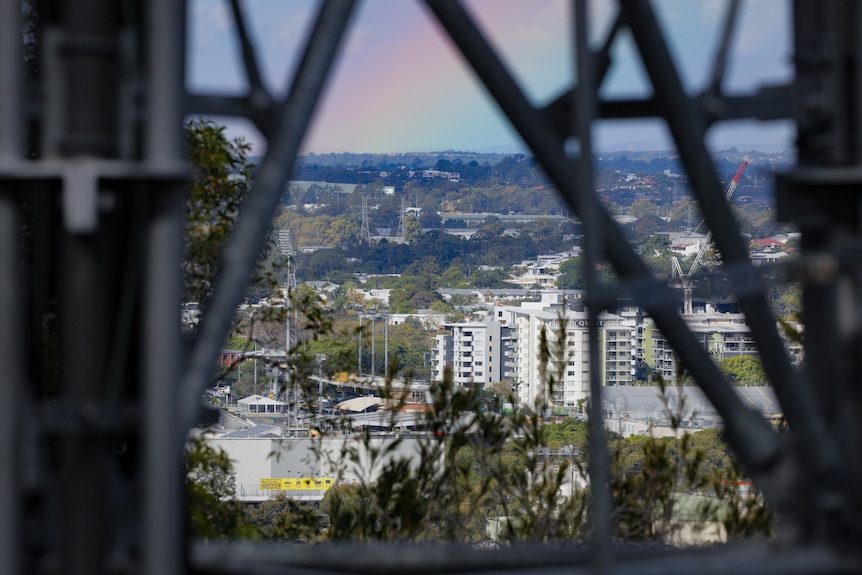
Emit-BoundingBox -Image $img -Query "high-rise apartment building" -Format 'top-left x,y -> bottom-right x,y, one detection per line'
430,320 -> 517,388
637,312 -> 761,381
505,308 -> 636,408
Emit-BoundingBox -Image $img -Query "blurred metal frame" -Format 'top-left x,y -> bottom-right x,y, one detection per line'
0,0 -> 860,573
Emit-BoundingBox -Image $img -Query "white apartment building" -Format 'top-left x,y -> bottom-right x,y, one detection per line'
637,312 -> 760,381
506,308 -> 636,408
430,320 -> 516,388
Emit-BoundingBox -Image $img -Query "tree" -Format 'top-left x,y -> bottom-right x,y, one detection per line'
185,436 -> 251,540
441,264 -> 468,288
718,355 -> 767,386
556,258 -> 583,290
404,213 -> 423,244
469,268 -> 512,289
245,493 -> 323,540
771,283 -> 802,319
184,119 -> 254,306
630,198 -> 659,219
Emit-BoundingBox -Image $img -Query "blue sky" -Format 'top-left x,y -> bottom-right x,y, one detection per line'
188,0 -> 793,154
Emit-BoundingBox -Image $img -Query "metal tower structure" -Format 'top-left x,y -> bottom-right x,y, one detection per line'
277,228 -> 296,258
359,195 -> 372,243
672,160 -> 749,314
278,228 -> 297,289
0,1 -> 861,574
395,196 -> 408,243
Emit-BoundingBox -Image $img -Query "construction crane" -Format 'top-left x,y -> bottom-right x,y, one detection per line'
672,160 -> 749,315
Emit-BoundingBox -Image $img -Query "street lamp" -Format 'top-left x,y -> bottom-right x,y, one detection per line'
383,312 -> 389,380
357,314 -> 363,377
315,354 -> 327,419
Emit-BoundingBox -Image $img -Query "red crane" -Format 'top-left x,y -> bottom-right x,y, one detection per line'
672,159 -> 749,315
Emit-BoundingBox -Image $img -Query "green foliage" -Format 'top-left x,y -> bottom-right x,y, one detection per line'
556,258 -> 583,290
314,372 -> 588,544
556,257 -> 617,290
184,119 -> 254,306
469,268 -> 512,289
708,462 -> 775,540
185,436 -> 252,540
629,198 -> 659,219
718,355 -> 767,386
244,494 -> 323,540
770,283 -> 802,319
543,417 -> 589,451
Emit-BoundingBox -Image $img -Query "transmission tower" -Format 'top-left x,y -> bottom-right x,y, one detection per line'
277,228 -> 297,289
395,196 -> 407,243
359,195 -> 372,243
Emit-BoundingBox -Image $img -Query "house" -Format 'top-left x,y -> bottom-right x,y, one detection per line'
237,394 -> 289,414
671,242 -> 700,257
218,349 -> 242,367
750,237 -> 784,249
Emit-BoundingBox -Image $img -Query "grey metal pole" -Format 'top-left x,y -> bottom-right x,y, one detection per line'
143,0 -> 186,571
572,0 -> 610,569
143,185 -> 185,575
0,188 -> 21,575
0,7 -> 22,575
145,0 -> 186,170
0,0 -> 21,164
286,261 -> 292,381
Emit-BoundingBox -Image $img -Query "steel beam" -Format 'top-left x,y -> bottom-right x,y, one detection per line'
706,0 -> 741,95
143,1 -> 188,572
0,0 -> 21,164
146,0 -> 187,170
571,0 -> 610,569
190,541 -> 855,575
0,188 -> 21,575
143,187 -> 185,575
0,7 -> 22,573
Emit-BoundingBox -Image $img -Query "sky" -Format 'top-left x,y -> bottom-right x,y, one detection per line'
187,0 -> 793,155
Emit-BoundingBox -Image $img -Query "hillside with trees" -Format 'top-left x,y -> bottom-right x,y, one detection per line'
276,149 -> 793,290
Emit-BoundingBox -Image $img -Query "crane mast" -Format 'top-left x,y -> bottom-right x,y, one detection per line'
673,160 -> 749,314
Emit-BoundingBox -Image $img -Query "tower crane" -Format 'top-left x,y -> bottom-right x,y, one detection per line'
672,159 -> 749,315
